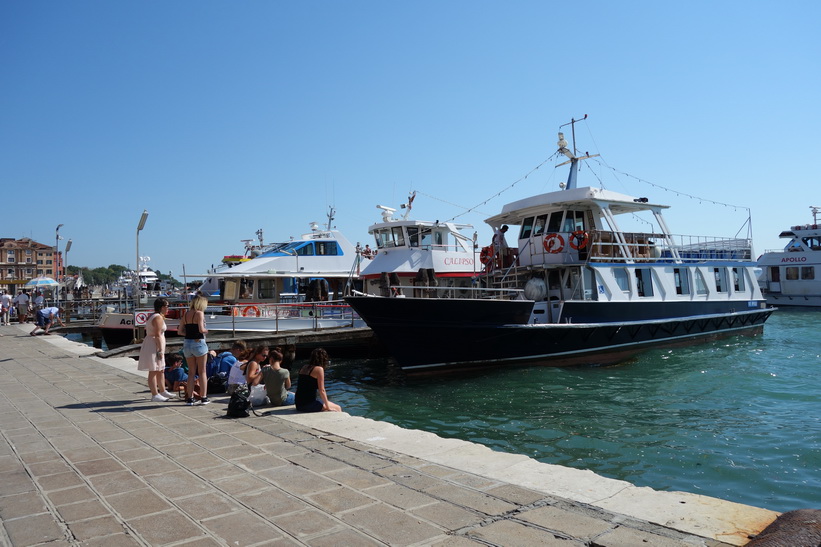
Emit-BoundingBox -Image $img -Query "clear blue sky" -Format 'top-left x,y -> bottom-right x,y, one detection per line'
2,1 -> 819,279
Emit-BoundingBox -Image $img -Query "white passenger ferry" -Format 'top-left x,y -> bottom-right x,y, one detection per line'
757,206 -> 821,307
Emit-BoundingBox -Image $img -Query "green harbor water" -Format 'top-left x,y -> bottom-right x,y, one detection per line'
323,308 -> 821,513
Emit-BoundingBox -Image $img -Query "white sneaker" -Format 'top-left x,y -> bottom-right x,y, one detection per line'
151,394 -> 169,402
159,391 -> 177,399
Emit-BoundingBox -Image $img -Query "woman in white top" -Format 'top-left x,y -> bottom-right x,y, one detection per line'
138,298 -> 176,402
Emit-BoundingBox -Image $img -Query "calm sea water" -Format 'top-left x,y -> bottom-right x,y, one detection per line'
322,308 -> 820,513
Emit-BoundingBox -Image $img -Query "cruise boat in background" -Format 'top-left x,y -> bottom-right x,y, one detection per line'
99,208 -> 366,348
358,192 -> 480,298
346,116 -> 773,373
757,206 -> 821,307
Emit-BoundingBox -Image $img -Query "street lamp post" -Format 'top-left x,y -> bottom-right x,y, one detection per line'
135,210 -> 149,306
55,224 -> 64,305
64,239 -> 72,297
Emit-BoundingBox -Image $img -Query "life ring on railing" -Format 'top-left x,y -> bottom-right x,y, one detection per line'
230,307 -> 240,316
242,305 -> 261,317
479,246 -> 493,265
569,230 -> 589,250
543,233 -> 565,254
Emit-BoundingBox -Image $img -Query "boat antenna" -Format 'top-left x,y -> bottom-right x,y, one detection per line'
811,205 -> 820,225
326,206 -> 336,230
255,228 -> 264,247
556,114 -> 599,190
400,191 -> 416,220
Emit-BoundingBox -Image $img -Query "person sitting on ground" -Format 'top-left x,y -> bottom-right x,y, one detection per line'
209,340 -> 247,378
295,348 -> 342,413
164,353 -> 188,391
262,346 -> 295,406
30,306 -> 64,336
243,346 -> 268,388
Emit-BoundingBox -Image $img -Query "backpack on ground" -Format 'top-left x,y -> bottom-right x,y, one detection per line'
226,385 -> 258,418
208,372 -> 227,394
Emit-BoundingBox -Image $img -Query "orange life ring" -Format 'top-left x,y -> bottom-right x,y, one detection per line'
242,305 -> 260,317
569,230 -> 589,250
543,233 -> 565,254
479,246 -> 493,265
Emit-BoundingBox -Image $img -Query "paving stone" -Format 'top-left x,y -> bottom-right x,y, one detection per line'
129,509 -> 207,545
306,527 -> 384,546
75,532 -> 142,546
376,464 -> 443,490
236,488 -> 310,517
425,483 -> 518,516
60,446 -> 110,463
341,504 -> 446,545
213,473 -> 273,496
178,451 -> 226,471
144,470 -> 214,499
482,484 -> 546,506
126,456 -> 180,477
593,526 -> 698,547
466,519 -> 583,546
73,457 -> 128,476
201,510 -> 285,545
517,505 -> 614,539
25,459 -> 74,477
2,512 -> 67,545
286,451 -> 350,474
87,470 -> 147,495
259,465 -> 339,495
233,453 -> 290,472
106,487 -> 173,518
177,491 -> 244,520
0,470 -> 36,496
55,498 -> 112,522
307,486 -> 377,514
324,466 -> 392,490
0,491 -> 48,520
45,484 -> 98,506
411,501 -> 486,530
366,483 -> 439,510
270,507 -> 346,539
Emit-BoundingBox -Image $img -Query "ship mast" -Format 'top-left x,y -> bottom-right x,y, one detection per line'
556,114 -> 599,190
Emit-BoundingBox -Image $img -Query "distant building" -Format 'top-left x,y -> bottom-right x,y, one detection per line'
0,238 -> 59,294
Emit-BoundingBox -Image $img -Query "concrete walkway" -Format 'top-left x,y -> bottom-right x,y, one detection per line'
0,324 -> 778,546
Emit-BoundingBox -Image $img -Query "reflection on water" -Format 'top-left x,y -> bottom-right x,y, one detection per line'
316,309 -> 821,513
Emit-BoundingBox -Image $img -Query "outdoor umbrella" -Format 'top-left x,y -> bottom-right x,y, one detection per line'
24,276 -> 59,288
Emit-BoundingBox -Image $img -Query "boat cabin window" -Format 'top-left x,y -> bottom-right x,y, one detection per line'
420,229 -> 432,249
563,210 -> 585,232
240,279 -> 254,299
533,215 -> 547,236
223,279 -> 240,301
732,268 -> 745,292
258,279 -> 277,299
315,241 -> 340,256
614,268 -> 629,292
786,267 -> 799,280
803,236 -> 821,250
374,229 -> 392,249
407,227 -> 419,247
392,227 -> 406,247
635,268 -> 654,297
695,270 -> 709,295
674,268 -> 690,295
546,212 -> 563,233
713,268 -> 727,293
433,230 -> 444,247
802,266 -> 815,280
520,217 -> 534,239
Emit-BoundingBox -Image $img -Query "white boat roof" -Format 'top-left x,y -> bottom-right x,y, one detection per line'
211,229 -> 358,279
484,186 -> 669,226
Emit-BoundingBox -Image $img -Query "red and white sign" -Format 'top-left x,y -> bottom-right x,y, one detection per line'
134,312 -> 150,326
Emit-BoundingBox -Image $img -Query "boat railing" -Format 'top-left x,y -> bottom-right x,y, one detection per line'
585,231 -> 753,263
382,284 -> 524,301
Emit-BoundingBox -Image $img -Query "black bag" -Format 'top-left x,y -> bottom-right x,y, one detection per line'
208,373 -> 227,394
226,385 -> 259,418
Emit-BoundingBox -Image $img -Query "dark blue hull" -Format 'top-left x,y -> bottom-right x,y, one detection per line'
345,296 -> 774,372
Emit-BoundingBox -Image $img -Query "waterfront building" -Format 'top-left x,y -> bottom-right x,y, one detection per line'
0,238 -> 60,293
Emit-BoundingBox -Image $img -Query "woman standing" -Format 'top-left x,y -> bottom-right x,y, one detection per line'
179,295 -> 210,405
138,298 -> 176,402
295,348 -> 342,412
